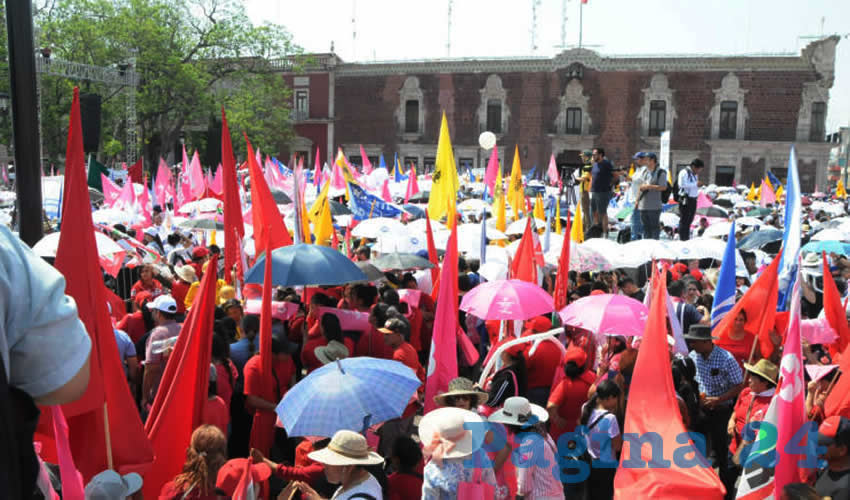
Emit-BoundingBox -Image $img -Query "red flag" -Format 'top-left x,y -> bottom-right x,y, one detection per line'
331,225 -> 340,251
51,406 -> 85,500
424,222 -> 459,413
127,158 -> 143,184
246,134 -> 292,252
714,249 -> 783,359
614,266 -> 725,498
221,108 -> 245,283
826,346 -> 850,418
552,213 -> 572,311
405,164 -> 420,204
143,254 -> 219,497
359,145 -> 373,175
43,87 -> 153,480
249,236 -> 276,455
510,218 -> 538,283
344,223 -> 353,259
381,178 -> 393,202
822,252 -> 850,357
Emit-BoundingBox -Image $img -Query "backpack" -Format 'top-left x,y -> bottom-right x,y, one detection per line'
660,169 -> 673,203
0,352 -> 41,499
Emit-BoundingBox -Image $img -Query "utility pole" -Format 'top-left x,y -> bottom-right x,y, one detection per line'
351,0 -> 357,60
446,0 -> 452,57
531,0 -> 541,54
5,0 -> 43,246
560,0 -> 568,49
579,0 -> 584,48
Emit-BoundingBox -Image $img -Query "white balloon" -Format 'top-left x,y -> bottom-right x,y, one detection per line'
479,131 -> 496,150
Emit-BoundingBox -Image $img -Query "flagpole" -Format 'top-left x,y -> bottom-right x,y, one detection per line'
103,403 -> 114,470
578,0 -> 584,48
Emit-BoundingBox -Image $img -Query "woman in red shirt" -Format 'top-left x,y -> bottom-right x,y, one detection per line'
715,310 -> 758,371
547,346 -> 596,442
244,333 -> 297,457
159,425 -> 227,499
130,263 -> 165,300
729,359 -> 778,457
387,436 -> 424,500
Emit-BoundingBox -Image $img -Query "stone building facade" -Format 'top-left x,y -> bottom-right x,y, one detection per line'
278,36 -> 839,192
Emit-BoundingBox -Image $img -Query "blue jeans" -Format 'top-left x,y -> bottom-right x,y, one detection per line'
630,208 -> 643,240
640,209 -> 661,239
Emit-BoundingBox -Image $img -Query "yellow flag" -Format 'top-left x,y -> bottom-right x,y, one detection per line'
210,229 -> 217,246
533,194 -> 545,221
837,180 -> 847,199
571,201 -> 584,243
508,145 -> 524,221
764,175 -> 774,192
555,198 -> 562,235
314,197 -> 334,245
628,163 -> 635,178
446,198 -> 457,230
309,180 -> 331,223
775,185 -> 784,200
427,112 -> 459,220
300,195 -> 311,243
494,164 -> 506,232
746,182 -> 758,202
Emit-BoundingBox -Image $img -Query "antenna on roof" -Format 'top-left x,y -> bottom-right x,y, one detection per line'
446,0 -> 453,57
560,0 -> 568,49
531,0 -> 541,53
351,0 -> 357,60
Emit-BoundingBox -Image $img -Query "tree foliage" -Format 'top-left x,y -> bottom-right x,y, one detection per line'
32,0 -> 299,167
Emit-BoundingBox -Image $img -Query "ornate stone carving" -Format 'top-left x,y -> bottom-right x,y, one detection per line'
553,79 -> 591,135
795,81 -> 830,142
708,73 -> 749,140
477,74 -> 510,136
396,76 -> 425,139
801,35 -> 839,87
638,74 -> 677,137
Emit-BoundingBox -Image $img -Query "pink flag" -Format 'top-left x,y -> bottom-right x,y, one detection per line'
318,306 -> 371,331
331,158 -> 347,190
112,177 -> 137,212
546,154 -> 559,186
314,147 -> 323,189
154,158 -> 173,207
381,178 -> 393,202
179,145 -> 191,207
484,147 -> 499,194
189,151 -> 205,200
245,299 -> 299,321
760,179 -> 776,207
696,192 -> 713,209
51,406 -> 85,500
101,173 -> 122,207
360,145 -> 373,175
424,223 -> 459,413
138,175 -> 152,225
209,164 -> 223,195
405,164 -> 420,203
773,264 -> 816,495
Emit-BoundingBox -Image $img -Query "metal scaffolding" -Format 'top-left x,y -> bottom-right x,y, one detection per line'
34,53 -> 139,162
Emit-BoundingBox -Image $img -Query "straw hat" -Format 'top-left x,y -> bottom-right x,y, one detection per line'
315,340 -> 350,365
488,396 -> 548,426
433,377 -> 489,407
307,430 -> 384,466
176,265 -> 197,283
418,407 -> 485,460
744,359 -> 778,385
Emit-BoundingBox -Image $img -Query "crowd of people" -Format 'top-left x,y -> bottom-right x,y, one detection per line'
4,140 -> 850,500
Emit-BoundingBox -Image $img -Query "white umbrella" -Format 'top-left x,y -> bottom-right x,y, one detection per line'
457,199 -> 490,213
374,233 -> 427,254
660,212 -> 680,228
178,198 -> 222,214
92,207 -> 140,225
734,216 -> 764,227
581,237 -> 621,256
455,223 -> 507,241
478,260 -> 507,282
543,242 -> 614,272
503,217 -> 545,236
406,218 -> 447,234
611,240 -> 676,268
812,228 -> 850,242
33,230 -> 124,258
702,221 -> 733,239
666,238 -> 745,268
351,217 -> 406,239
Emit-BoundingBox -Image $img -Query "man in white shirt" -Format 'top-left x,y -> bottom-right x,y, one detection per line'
627,152 -> 648,240
677,158 -> 704,240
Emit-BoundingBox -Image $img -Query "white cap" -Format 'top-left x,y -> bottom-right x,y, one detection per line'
146,294 -> 178,314
143,226 -> 158,237
84,470 -> 143,500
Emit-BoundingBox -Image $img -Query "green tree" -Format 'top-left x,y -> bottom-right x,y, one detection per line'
34,0 -> 300,167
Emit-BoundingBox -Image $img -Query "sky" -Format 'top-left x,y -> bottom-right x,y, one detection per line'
245,0 -> 850,132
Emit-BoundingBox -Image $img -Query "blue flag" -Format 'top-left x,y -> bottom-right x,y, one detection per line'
379,154 -> 387,171
468,168 -> 475,183
347,182 -> 403,220
528,166 -> 536,181
710,221 -> 737,329
480,208 -> 488,264
777,146 -> 801,310
766,170 -> 781,188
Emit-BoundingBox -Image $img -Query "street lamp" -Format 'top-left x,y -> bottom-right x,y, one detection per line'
0,91 -> 9,112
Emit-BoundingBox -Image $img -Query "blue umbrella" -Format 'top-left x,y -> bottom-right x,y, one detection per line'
802,240 -> 850,255
245,243 -> 367,286
277,357 -> 421,437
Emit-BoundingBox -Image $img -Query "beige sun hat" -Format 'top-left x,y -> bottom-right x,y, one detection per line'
176,265 -> 198,283
488,396 -> 549,426
433,377 -> 489,407
418,407 -> 485,461
315,340 -> 350,365
307,430 -> 384,466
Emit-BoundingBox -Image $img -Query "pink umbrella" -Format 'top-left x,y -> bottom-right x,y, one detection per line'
460,279 -> 554,320
558,294 -> 648,338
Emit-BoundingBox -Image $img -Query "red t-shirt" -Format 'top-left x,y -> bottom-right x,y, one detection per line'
215,360 -> 237,410
130,279 -> 165,299
170,280 -> 190,314
355,327 -> 393,359
524,336 -> 562,389
388,471 -> 424,500
730,387 -> 773,454
392,342 -> 425,382
244,354 -> 295,456
547,370 -> 596,441
301,336 -> 328,374
202,395 -> 229,435
288,314 -> 306,342
117,311 -> 148,344
159,481 -> 218,500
